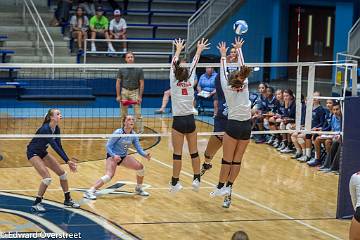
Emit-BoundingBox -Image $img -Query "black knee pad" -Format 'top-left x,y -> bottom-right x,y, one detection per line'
355,207 -> 360,223
204,153 -> 212,160
221,158 -> 232,165
190,152 -> 199,159
232,161 -> 242,165
305,134 -> 312,139
173,154 -> 182,160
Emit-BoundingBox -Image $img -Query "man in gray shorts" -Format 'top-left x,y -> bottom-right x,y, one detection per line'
116,51 -> 144,132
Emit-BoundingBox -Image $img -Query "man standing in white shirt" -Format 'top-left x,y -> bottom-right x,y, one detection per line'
109,9 -> 127,52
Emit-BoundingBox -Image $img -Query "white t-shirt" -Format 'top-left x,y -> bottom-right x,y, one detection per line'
220,48 -> 251,121
109,18 -> 127,33
170,56 -> 198,116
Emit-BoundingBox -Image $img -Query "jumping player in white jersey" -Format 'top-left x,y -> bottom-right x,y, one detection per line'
169,38 -> 210,193
349,171 -> 360,240
210,38 -> 252,205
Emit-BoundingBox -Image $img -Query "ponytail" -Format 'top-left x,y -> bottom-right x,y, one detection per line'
173,59 -> 189,82
43,109 -> 54,125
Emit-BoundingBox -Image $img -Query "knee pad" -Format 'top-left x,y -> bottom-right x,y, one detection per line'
355,207 -> 360,223
305,134 -> 312,139
232,161 -> 241,165
297,138 -> 305,145
42,178 -> 52,186
59,172 -> 67,180
204,153 -> 213,160
190,152 -> 199,159
221,159 -> 232,165
285,123 -> 292,130
101,175 -> 111,184
173,154 -> 182,160
136,166 -> 145,177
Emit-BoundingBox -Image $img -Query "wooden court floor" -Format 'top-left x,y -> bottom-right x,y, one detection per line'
0,119 -> 350,239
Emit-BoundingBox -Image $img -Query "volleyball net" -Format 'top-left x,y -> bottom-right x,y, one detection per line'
0,61 -> 357,138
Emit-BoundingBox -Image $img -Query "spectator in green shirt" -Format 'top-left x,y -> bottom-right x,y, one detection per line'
89,6 -> 115,52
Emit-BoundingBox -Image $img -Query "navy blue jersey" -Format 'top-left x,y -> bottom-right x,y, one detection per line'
27,123 -> 69,162
322,109 -> 333,131
283,100 -> 296,119
214,74 -> 228,120
265,95 -> 278,113
311,105 -> 326,128
254,94 -> 268,112
276,101 -> 286,115
301,102 -> 306,125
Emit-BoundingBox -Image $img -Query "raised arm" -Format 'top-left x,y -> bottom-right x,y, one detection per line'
189,38 -> 210,84
217,41 -> 229,91
232,37 -> 245,66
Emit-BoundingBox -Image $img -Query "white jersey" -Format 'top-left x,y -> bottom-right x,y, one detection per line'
170,56 -> 198,116
350,172 -> 360,208
220,48 -> 251,122
109,18 -> 127,33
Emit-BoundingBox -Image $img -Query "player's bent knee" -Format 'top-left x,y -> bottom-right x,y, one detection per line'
136,166 -> 145,177
101,175 -> 111,184
173,154 -> 182,160
59,172 -> 67,180
221,159 -> 232,165
190,152 -> 199,159
42,178 -> 52,186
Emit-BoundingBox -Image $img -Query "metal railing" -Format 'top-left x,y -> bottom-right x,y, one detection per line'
187,0 -> 240,53
83,39 -> 174,65
348,17 -> 360,55
22,0 -> 54,65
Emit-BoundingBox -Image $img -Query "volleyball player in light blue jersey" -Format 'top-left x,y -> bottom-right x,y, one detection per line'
84,115 -> 151,200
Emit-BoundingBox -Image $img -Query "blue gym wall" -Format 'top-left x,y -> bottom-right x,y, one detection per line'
206,0 -> 356,83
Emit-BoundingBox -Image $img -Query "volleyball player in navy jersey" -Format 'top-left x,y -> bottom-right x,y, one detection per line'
267,89 -> 284,146
169,38 -> 210,193
349,171 -> 360,240
27,109 -> 79,212
210,38 -> 252,201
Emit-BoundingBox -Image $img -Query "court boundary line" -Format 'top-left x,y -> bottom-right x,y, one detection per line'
149,156 -> 343,240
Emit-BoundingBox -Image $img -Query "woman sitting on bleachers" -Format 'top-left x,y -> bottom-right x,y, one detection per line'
70,7 -> 89,52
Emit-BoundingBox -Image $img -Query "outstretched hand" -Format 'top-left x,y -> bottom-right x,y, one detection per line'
144,152 -> 151,161
68,158 -> 78,173
232,37 -> 244,49
173,38 -> 186,52
217,42 -> 228,58
196,38 -> 210,52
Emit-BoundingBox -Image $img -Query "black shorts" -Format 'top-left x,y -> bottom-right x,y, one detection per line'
214,118 -> 227,140
225,119 -> 252,140
172,114 -> 196,134
106,153 -> 126,166
27,150 -> 48,160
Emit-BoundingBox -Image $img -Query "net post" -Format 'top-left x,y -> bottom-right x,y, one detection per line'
351,64 -> 358,96
304,63 -> 315,133
295,64 -> 302,132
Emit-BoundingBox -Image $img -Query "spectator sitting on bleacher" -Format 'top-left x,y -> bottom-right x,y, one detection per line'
89,6 -> 115,53
196,67 -> 217,115
109,10 -> 127,53
70,7 -> 89,52
79,0 -> 96,17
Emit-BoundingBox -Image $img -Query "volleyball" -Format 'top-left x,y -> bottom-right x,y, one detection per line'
233,20 -> 248,35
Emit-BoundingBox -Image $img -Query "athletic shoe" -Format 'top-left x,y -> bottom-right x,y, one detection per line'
83,190 -> 97,200
108,45 -> 116,52
277,142 -> 286,151
291,153 -> 302,159
272,140 -> 280,148
255,137 -> 266,144
319,167 -> 331,172
64,199 -> 80,208
222,186 -> 232,208
297,155 -> 310,162
307,158 -> 322,167
169,182 -> 183,193
192,179 -> 201,192
266,136 -> 275,145
135,186 -> 150,196
31,203 -> 46,212
200,162 -> 212,176
280,146 -> 294,153
210,186 -> 230,198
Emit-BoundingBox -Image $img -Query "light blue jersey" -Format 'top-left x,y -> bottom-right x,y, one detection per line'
106,128 -> 147,157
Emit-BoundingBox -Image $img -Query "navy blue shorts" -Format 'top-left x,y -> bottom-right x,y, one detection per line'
106,153 -> 126,166
225,119 -> 252,140
172,114 -> 196,134
214,118 -> 227,132
27,150 -> 48,160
